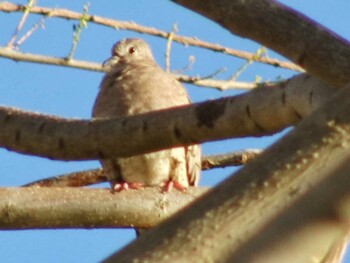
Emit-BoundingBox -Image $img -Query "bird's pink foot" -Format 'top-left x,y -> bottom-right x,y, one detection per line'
161,180 -> 186,192
112,182 -> 144,192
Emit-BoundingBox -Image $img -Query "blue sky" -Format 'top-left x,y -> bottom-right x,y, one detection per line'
0,1 -> 349,262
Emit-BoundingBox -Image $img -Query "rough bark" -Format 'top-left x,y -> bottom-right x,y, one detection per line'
104,85 -> 350,262
0,187 -> 207,229
172,0 -> 350,88
0,74 -> 334,160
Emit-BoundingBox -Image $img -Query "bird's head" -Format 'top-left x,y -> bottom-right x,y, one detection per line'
103,38 -> 155,70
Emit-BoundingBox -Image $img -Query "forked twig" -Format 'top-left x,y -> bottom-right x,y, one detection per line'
14,16 -> 46,48
6,0 -> 37,48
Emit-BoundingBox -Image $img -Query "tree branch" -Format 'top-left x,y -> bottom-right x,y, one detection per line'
0,187 -> 208,229
228,155 -> 350,263
0,74 -> 334,160
0,47 -> 262,90
172,0 -> 350,88
104,82 -> 350,263
0,47 -> 103,71
24,168 -> 105,187
176,73 -> 262,90
200,149 -> 261,170
0,1 -> 302,71
24,149 -> 262,187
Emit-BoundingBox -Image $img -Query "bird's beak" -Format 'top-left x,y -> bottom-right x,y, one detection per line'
102,56 -> 120,70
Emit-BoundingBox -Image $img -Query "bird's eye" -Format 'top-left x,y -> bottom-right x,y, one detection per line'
128,47 -> 136,54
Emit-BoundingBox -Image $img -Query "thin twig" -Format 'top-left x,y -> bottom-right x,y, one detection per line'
165,24 -> 177,72
66,3 -> 89,60
6,0 -> 36,48
201,149 -> 262,170
23,169 -> 106,187
200,67 -> 227,80
15,16 -> 46,48
230,46 -> 266,81
24,149 -> 262,187
175,73 -> 269,90
173,55 -> 196,74
0,2 -> 303,71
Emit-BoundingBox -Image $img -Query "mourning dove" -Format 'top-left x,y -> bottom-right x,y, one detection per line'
92,38 -> 201,191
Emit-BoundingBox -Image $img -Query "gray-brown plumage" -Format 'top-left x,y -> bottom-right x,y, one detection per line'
92,38 -> 201,191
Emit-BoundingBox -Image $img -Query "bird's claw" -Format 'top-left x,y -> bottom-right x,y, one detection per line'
112,182 -> 144,192
160,180 -> 186,192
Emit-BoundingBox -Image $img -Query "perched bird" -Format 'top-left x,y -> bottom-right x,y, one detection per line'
92,38 -> 201,191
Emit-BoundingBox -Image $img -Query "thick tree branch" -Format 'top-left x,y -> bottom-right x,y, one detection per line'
228,158 -> 350,263
104,83 -> 350,263
0,1 -> 302,71
172,0 -> 350,88
0,187 -> 207,229
321,232 -> 350,263
0,74 -> 334,160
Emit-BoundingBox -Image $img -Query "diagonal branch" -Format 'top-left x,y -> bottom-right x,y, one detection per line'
228,155 -> 350,263
5,0 -> 36,48
104,80 -> 350,263
172,0 -> 350,88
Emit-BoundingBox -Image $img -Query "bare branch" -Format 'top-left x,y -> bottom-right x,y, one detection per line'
198,67 -> 227,81
172,55 -> 195,74
0,47 -> 261,90
24,149 -> 262,187
228,156 -> 350,263
0,187 -> 208,229
5,0 -> 36,48
0,47 -> 103,71
0,1 -> 302,71
0,74 -> 334,160
172,0 -> 350,87
321,231 -> 349,263
66,3 -> 89,60
23,169 -> 105,187
165,24 -> 177,72
201,149 -> 261,170
105,82 -> 350,263
176,73 -> 260,90
14,16 -> 46,48
229,46 -> 266,81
